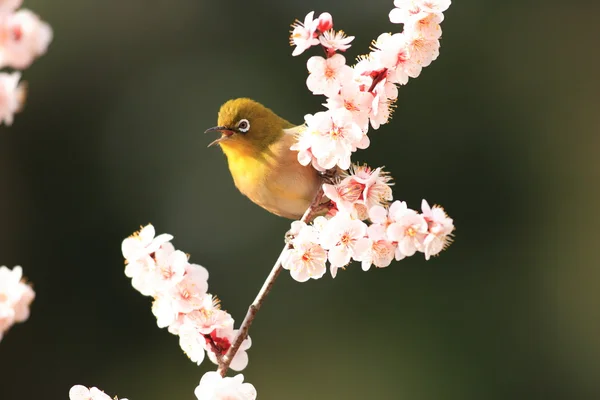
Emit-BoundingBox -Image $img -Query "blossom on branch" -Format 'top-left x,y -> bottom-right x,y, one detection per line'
122,224 -> 251,371
195,372 -> 257,400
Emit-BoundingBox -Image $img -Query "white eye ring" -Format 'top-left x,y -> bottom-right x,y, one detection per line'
237,119 -> 250,133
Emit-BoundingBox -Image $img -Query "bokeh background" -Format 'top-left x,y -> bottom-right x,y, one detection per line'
1,0 -> 599,399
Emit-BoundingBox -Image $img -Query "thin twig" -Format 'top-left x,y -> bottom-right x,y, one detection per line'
217,185 -> 325,377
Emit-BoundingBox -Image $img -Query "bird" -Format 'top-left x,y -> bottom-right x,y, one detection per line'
205,98 -> 323,219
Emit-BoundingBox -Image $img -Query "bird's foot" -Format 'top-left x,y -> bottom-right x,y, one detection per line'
318,168 -> 340,185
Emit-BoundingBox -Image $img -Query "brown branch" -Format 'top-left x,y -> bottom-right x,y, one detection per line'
217,185 -> 325,377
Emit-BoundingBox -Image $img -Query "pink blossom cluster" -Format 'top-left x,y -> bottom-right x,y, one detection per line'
194,372 -> 257,400
70,372 -> 257,400
282,164 -> 454,282
0,265 -> 35,342
69,385 -> 128,400
122,224 -> 251,371
0,0 -> 52,125
289,0 -> 451,171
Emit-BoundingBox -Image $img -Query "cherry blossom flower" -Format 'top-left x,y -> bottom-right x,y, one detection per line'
122,224 -> 173,264
0,265 -> 34,342
206,329 -> 252,371
69,385 -> 128,400
389,0 -> 425,25
372,32 -> 422,83
387,201 -> 428,260
307,109 -> 368,170
178,320 -> 209,365
194,372 -> 257,400
306,53 -> 353,97
0,9 -> 53,69
290,11 -> 320,56
319,29 -> 354,55
320,212 -> 367,277
282,222 -> 327,282
315,12 -> 333,32
406,11 -> 444,40
0,71 -> 24,125
151,245 -> 188,293
405,35 -> 440,68
353,223 -> 396,271
421,199 -> 454,259
418,0 -> 452,15
324,79 -> 371,132
323,164 -> 393,219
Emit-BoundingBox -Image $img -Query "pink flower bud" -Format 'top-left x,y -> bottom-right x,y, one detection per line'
316,12 -> 333,32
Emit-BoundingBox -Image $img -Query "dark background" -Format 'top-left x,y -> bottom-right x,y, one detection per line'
1,0 -> 599,399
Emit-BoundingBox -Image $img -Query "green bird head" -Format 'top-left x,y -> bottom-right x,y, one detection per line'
205,98 -> 294,155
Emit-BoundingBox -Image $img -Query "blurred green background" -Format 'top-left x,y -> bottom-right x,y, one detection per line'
1,0 -> 599,399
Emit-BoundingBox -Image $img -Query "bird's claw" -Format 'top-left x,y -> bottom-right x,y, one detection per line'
319,168 -> 339,184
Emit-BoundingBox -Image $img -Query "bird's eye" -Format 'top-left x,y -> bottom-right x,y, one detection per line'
237,119 -> 250,133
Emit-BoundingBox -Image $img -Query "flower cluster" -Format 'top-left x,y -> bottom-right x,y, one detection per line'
0,265 -> 35,342
290,0 -> 451,170
69,373 -> 257,400
284,1 -> 455,283
69,385 -> 128,400
282,165 -> 454,282
122,224 -> 251,371
0,0 -> 52,125
194,372 -> 257,400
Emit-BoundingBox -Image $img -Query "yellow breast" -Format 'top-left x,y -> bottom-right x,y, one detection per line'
221,132 -> 321,219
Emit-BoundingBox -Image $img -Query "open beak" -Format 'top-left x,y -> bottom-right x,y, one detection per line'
205,126 -> 234,147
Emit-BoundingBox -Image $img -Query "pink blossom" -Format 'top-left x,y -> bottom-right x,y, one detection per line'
369,78 -> 397,130
206,328 -> 252,371
406,36 -> 440,68
387,201 -> 428,259
122,224 -> 173,264
316,12 -> 333,32
389,0 -> 425,25
0,9 -> 52,69
319,29 -> 354,55
323,164 -> 393,219
372,32 -> 422,83
290,11 -> 320,56
306,53 -> 352,97
421,199 -> 454,259
0,71 -> 24,126
324,79 -> 371,132
353,224 -> 396,271
418,0 -> 452,15
69,385 -> 128,400
150,245 -> 187,293
351,56 -> 377,92
194,371 -> 257,400
166,263 -> 209,314
307,109 -> 368,170
0,265 -> 34,342
282,230 -> 327,282
405,11 -> 444,40
126,243 -> 179,298
320,212 -> 367,277
184,300 -> 234,335
178,320 -> 208,365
